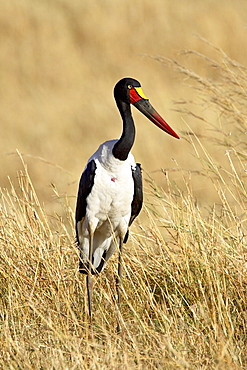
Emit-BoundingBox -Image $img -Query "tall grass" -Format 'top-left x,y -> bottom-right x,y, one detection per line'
1,45 -> 247,368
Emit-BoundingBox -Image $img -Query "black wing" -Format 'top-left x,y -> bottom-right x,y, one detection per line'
124,163 -> 143,243
75,159 -> 97,246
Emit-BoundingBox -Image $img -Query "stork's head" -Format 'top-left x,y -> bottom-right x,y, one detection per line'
114,77 -> 179,139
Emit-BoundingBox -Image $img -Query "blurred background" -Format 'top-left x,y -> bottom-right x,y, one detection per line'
1,0 -> 247,214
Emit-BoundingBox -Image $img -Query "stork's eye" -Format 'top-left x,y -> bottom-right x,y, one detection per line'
128,84 -> 132,89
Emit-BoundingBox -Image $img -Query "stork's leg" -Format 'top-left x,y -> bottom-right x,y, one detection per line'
116,237 -> 124,332
86,230 -> 94,321
86,274 -> 93,320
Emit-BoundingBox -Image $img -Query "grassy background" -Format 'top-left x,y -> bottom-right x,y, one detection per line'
1,0 -> 247,211
0,0 -> 247,368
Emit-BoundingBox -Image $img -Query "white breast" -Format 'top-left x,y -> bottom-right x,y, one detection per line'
85,140 -> 136,235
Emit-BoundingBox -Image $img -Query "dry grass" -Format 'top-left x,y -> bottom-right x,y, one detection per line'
1,129 -> 246,368
1,51 -> 247,367
1,1 -> 247,368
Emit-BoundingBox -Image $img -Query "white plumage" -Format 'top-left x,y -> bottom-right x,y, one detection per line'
77,140 -> 136,272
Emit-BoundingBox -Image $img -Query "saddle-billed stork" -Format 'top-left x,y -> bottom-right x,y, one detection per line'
75,77 -> 179,323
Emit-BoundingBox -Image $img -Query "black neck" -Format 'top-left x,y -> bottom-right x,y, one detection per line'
112,100 -> 135,161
